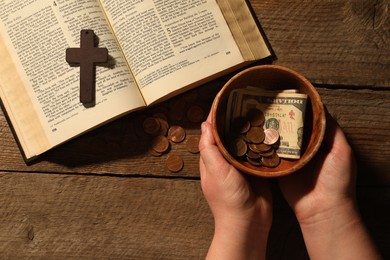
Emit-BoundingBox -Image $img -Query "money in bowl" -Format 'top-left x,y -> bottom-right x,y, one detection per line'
211,65 -> 326,177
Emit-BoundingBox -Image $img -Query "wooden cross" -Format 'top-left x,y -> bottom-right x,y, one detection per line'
66,30 -> 108,105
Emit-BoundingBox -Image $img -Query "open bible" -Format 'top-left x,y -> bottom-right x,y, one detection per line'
0,0 -> 271,161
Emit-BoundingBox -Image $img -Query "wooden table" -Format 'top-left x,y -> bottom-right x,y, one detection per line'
1,0 -> 389,258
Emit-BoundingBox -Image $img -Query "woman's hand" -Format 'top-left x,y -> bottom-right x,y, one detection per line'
278,112 -> 381,259
199,112 -> 272,260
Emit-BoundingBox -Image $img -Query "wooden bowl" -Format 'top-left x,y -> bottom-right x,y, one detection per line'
212,65 -> 326,177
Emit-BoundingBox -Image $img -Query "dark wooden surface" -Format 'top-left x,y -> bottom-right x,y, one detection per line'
1,0 -> 389,258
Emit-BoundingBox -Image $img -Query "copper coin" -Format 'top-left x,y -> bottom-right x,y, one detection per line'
148,147 -> 163,157
156,117 -> 169,136
134,117 -> 151,141
153,112 -> 168,122
186,136 -> 200,154
168,125 -> 186,143
166,155 -> 184,173
246,150 -> 262,160
142,117 -> 161,136
232,117 -> 251,134
260,148 -> 275,157
249,143 -> 272,153
186,105 -> 204,123
151,135 -> 169,153
247,108 -> 265,127
263,128 -> 280,145
246,127 -> 265,144
229,138 -> 247,157
247,157 -> 262,166
261,152 -> 280,168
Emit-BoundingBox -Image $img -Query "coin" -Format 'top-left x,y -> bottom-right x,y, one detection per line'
263,128 -> 280,145
261,152 -> 280,168
249,143 -> 272,153
187,105 -> 204,123
134,116 -> 151,141
142,117 -> 161,136
148,147 -> 163,157
247,157 -> 262,166
260,148 -> 275,157
151,135 -> 169,153
166,155 -> 184,173
156,117 -> 169,136
246,127 -> 265,144
186,136 -> 200,154
232,117 -> 251,134
247,108 -> 265,127
153,112 -> 168,122
246,150 -> 262,160
168,125 -> 186,143
229,137 -> 247,157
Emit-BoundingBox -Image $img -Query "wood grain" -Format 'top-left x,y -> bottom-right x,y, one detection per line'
1,86 -> 389,184
0,1 -> 389,257
318,87 -> 390,184
0,172 -> 212,259
251,0 -> 390,88
0,172 -> 388,259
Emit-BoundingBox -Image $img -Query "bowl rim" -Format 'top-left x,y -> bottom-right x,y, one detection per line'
211,65 -> 326,177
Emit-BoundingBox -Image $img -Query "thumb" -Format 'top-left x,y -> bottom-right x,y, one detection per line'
199,121 -> 231,175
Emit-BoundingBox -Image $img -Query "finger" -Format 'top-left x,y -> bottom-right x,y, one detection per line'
206,99 -> 215,124
199,121 -> 231,175
199,121 -> 216,149
323,110 -> 348,150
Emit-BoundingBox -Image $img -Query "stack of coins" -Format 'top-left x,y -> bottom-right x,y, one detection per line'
228,108 -> 281,168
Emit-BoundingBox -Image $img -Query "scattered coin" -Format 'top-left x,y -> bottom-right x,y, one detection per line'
137,106 -> 203,173
166,155 -> 184,173
186,136 -> 200,154
187,105 -> 204,123
153,112 -> 168,122
168,125 -> 186,143
143,117 -> 161,136
156,117 -> 169,136
148,147 -> 163,157
263,128 -> 280,145
151,135 -> 170,153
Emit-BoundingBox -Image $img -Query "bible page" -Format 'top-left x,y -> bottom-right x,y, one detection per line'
99,0 -> 245,105
0,0 -> 145,158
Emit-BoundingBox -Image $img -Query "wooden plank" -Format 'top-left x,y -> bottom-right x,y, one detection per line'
0,172 -> 213,259
251,0 -> 390,88
1,86 -> 389,184
0,172 -> 388,258
318,88 -> 390,185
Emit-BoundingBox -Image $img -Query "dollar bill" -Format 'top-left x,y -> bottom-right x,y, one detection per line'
227,88 -> 308,159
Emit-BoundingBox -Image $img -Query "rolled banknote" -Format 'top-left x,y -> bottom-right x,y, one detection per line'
227,88 -> 307,159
